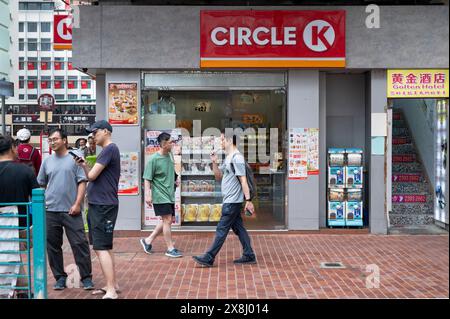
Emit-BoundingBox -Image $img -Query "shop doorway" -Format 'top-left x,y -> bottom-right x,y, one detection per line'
141,72 -> 288,230
389,98 -> 448,234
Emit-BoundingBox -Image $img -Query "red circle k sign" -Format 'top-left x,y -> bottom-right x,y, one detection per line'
54,15 -> 73,50
200,10 -> 346,68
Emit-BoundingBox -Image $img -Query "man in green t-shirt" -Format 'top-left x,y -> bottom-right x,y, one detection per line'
139,132 -> 182,258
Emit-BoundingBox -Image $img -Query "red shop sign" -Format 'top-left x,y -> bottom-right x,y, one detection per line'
393,155 -> 416,163
54,14 -> 72,50
392,173 -> 421,183
200,10 -> 346,68
392,195 -> 427,203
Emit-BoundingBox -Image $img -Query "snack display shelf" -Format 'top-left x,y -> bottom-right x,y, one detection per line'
181,172 -> 215,176
181,192 -> 223,197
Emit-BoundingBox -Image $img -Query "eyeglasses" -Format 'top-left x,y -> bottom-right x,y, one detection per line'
48,137 -> 61,143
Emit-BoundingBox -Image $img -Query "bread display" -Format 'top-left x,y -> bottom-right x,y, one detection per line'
209,204 -> 222,222
197,204 -> 211,222
184,204 -> 198,222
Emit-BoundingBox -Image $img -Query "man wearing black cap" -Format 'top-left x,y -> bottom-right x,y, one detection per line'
74,120 -> 121,299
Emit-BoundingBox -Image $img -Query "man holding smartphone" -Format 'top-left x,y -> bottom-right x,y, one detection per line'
192,131 -> 256,267
37,128 -> 94,291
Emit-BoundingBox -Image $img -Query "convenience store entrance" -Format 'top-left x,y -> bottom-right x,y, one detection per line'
141,72 -> 288,230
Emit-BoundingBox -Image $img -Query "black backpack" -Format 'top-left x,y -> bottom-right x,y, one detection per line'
230,152 -> 257,200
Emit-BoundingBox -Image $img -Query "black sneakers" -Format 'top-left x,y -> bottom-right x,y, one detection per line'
140,238 -> 153,255
192,255 -> 214,267
233,255 -> 257,265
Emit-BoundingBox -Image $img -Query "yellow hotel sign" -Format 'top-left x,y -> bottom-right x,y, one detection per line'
387,69 -> 449,98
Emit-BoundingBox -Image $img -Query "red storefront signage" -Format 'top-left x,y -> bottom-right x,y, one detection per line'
393,154 -> 416,163
392,195 -> 427,203
392,173 -> 421,183
200,10 -> 346,68
393,137 -> 410,145
54,14 -> 72,50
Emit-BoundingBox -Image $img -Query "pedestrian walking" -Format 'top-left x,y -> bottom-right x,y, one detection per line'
139,132 -> 182,258
192,132 -> 257,267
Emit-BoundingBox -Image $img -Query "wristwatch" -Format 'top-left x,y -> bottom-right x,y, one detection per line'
245,198 -> 252,202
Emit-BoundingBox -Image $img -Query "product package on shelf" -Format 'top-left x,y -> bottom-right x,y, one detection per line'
328,148 -> 346,166
328,201 -> 346,227
329,188 -> 345,202
345,201 -> 363,226
209,204 -> 222,222
328,167 -> 345,188
346,166 -> 363,188
183,204 -> 198,222
346,189 -> 363,202
197,204 -> 211,222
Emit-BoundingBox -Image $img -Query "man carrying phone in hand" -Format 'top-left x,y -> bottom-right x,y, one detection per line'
37,128 -> 94,291
192,131 -> 256,267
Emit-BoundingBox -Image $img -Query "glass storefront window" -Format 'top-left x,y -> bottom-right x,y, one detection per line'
141,72 -> 287,230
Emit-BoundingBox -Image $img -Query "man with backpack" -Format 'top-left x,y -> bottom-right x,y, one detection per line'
192,131 -> 257,267
16,128 -> 41,176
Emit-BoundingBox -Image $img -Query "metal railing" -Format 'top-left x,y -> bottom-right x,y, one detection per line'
0,189 -> 47,299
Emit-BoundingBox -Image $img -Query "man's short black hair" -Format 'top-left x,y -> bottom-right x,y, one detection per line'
221,129 -> 237,146
0,135 -> 14,155
157,132 -> 171,145
49,128 -> 68,141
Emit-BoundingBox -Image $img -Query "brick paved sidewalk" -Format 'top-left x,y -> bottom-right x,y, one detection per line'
47,233 -> 449,299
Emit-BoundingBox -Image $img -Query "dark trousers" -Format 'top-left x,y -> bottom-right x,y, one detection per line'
46,212 -> 92,281
205,203 -> 255,262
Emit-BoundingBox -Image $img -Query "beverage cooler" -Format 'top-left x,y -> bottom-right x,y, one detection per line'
327,148 -> 364,228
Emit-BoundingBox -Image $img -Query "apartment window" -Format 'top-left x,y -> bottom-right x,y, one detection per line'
55,94 -> 65,101
27,22 -> 38,33
27,58 -> 37,70
19,23 -> 24,32
19,2 -> 54,11
27,61 -> 37,71
54,58 -> 65,70
81,95 -> 92,100
54,76 -> 65,89
41,39 -> 51,52
68,94 -> 78,101
41,22 -> 51,33
28,39 -> 38,51
19,94 -> 25,100
41,76 -> 51,89
19,57 -> 25,70
81,76 -> 92,89
41,2 -> 55,10
41,57 -> 51,70
19,39 -> 24,51
68,76 -> 78,89
28,94 -> 38,100
19,76 -> 24,89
